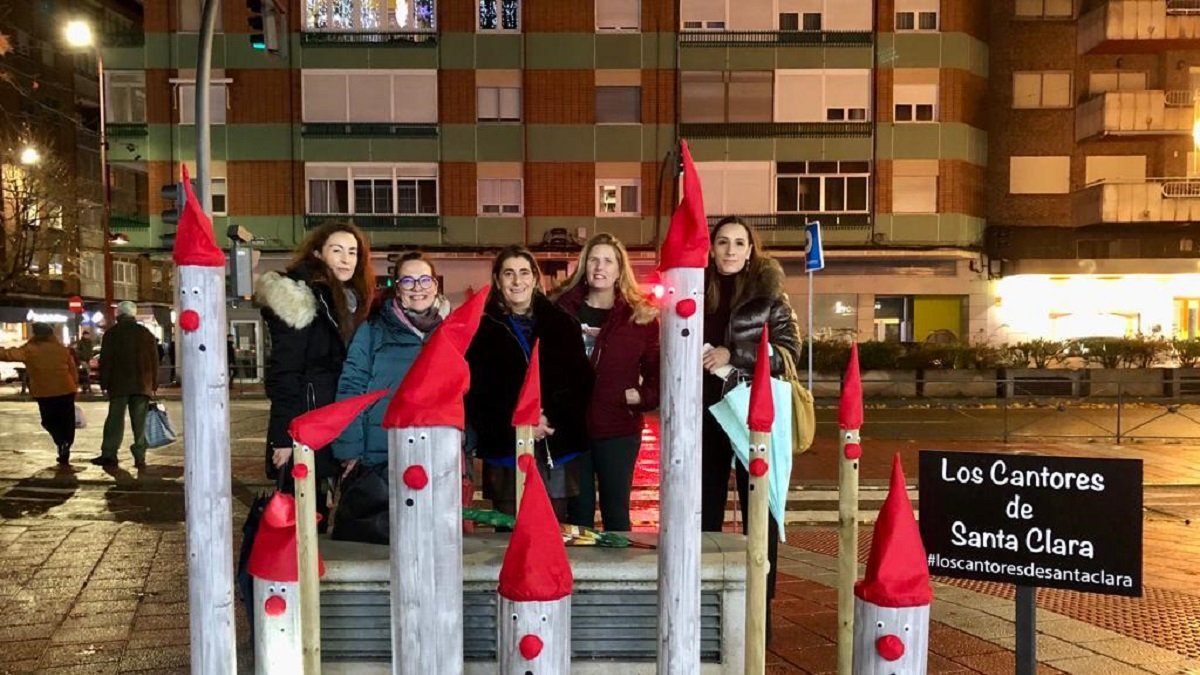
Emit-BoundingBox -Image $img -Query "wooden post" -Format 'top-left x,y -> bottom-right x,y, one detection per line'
852,602 -> 930,675
745,429 -> 772,673
658,266 -> 705,674
389,426 -> 464,675
292,442 -> 321,674
177,260 -> 237,673
253,578 -> 302,674
512,340 -> 542,516
498,597 -> 571,674
514,426 -> 534,511
837,344 -> 864,675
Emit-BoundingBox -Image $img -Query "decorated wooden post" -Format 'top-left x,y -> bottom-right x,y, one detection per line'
382,289 -> 489,675
511,340 -> 541,512
656,139 -> 711,673
247,492 -> 324,674
745,326 -> 775,671
172,164 -> 236,673
498,453 -> 574,674
852,454 -> 932,675
838,343 -> 864,675
286,389 -> 390,674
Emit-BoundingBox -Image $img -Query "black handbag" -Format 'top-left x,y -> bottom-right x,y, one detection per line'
330,462 -> 390,545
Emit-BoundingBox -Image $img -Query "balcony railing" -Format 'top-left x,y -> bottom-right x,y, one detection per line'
106,123 -> 149,138
1074,178 -> 1200,224
304,214 -> 440,230
301,31 -> 437,46
705,213 -> 872,232
679,30 -> 872,47
1167,0 -> 1200,15
1079,0 -> 1200,53
1075,91 -> 1192,140
301,123 -> 438,138
110,214 -> 150,231
681,122 -> 872,139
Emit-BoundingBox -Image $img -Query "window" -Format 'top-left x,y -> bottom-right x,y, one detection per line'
306,0 -> 436,31
211,177 -> 227,215
895,0 -> 938,31
302,71 -> 438,123
1012,71 -> 1072,108
80,253 -> 102,284
892,160 -> 938,214
179,0 -> 223,32
894,83 -> 938,122
776,161 -> 870,214
479,179 -> 523,216
477,86 -> 521,121
681,71 -> 772,123
694,161 -> 773,215
597,180 -> 641,216
113,261 -> 139,286
177,81 -> 229,125
1088,71 -> 1147,95
596,86 -> 641,124
597,0 -> 639,30
1015,0 -> 1073,18
1084,155 -> 1146,185
681,0 -> 726,29
775,69 -> 871,123
306,164 -> 438,216
105,72 -> 146,124
1010,156 -> 1071,194
479,0 -> 520,31
47,255 -> 63,277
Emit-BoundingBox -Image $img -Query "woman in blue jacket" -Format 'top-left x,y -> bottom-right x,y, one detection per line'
333,251 -> 448,470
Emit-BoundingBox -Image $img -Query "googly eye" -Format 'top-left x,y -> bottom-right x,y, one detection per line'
407,437 -> 415,444
903,624 -> 911,632
267,584 -> 276,593
191,287 -> 201,294
541,615 -> 548,622
419,433 -> 427,441
280,586 -> 287,594
876,621 -> 885,629
516,439 -> 525,447
511,613 -> 519,621
667,287 -> 676,295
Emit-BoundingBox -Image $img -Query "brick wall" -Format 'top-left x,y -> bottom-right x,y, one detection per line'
941,0 -> 988,42
877,0 -> 895,32
144,1 -> 169,32
940,69 -> 987,129
876,68 -> 894,123
938,159 -> 985,217
228,69 -> 298,124
642,0 -> 677,33
439,0 -> 476,32
440,162 -> 478,217
526,162 -> 594,217
876,160 -> 893,214
526,71 -> 594,124
146,69 -> 174,125
641,69 -> 677,125
642,160 -> 675,221
228,161 -> 303,216
439,70 -> 477,124
526,0 -> 596,32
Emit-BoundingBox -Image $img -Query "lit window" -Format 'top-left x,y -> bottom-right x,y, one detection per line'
597,180 -> 641,216
479,0 -> 520,31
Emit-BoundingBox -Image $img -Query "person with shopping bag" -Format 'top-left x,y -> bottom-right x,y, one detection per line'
699,216 -> 801,635
92,301 -> 159,470
0,322 -> 79,464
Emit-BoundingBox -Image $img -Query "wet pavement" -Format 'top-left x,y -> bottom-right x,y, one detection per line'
0,398 -> 1197,673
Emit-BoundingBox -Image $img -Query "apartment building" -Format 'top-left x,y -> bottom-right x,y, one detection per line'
988,0 -> 1200,342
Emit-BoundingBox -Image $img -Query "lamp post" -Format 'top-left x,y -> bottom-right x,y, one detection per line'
65,20 -> 114,325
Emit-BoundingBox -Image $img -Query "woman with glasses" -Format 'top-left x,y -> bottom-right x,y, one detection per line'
465,245 -> 593,520
333,251 -> 448,471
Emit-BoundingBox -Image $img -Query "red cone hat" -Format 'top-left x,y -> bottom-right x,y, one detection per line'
384,288 -> 489,429
511,340 -> 542,427
498,455 -> 573,602
658,140 -> 710,271
854,454 -> 932,608
289,388 -> 389,450
839,342 -> 863,431
171,165 -> 226,268
747,325 -> 775,432
247,493 -> 326,582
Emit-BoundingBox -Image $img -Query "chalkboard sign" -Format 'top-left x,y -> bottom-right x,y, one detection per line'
918,450 -> 1142,597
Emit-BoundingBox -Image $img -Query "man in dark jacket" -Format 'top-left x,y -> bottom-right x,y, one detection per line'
92,301 -> 159,469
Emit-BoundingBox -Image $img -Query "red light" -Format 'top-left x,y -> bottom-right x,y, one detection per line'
652,284 -> 666,300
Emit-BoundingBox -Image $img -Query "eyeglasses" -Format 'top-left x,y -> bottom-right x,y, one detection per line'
397,275 -> 435,290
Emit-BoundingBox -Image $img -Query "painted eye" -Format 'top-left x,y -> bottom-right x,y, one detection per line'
876,621 -> 885,629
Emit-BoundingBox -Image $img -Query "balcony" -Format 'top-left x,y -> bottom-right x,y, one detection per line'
1075,90 -> 1194,140
1079,0 -> 1200,54
1074,178 -> 1200,225
705,213 -> 872,232
304,215 -> 440,230
301,123 -> 438,138
300,31 -> 437,47
679,30 -> 872,47
680,122 -> 872,139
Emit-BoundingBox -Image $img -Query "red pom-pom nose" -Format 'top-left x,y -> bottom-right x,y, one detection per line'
749,458 -> 769,477
519,634 -> 543,660
876,634 -> 905,662
403,465 -> 428,490
291,464 -> 309,480
675,298 -> 697,318
179,309 -> 201,332
264,595 -> 287,617
844,443 -> 862,461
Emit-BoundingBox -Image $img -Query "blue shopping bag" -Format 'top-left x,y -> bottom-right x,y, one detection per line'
145,400 -> 177,449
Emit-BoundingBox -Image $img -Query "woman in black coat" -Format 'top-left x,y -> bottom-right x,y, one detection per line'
465,245 -> 593,519
700,216 -> 801,612
255,222 -> 374,490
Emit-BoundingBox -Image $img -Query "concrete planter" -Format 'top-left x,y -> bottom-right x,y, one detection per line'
1086,368 -> 1170,397
861,370 -> 918,398
921,369 -> 1000,398
1002,368 -> 1082,398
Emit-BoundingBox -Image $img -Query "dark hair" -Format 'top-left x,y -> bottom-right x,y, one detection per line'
287,221 -> 375,340
489,245 -> 543,311
394,251 -> 438,281
705,216 -> 770,313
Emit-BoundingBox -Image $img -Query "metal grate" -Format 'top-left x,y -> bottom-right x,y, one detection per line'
321,589 -> 723,662
1162,180 -> 1200,198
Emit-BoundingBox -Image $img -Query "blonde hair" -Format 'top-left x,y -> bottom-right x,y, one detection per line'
552,233 -> 655,323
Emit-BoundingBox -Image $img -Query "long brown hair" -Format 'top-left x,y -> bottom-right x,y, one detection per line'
287,221 -> 374,340
552,232 -> 655,324
705,216 -> 769,313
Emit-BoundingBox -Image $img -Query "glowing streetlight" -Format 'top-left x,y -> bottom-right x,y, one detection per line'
19,146 -> 41,165
64,20 -> 94,48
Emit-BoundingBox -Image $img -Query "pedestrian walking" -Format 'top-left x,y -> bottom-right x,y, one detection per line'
73,329 -> 95,393
92,301 -> 160,469
465,245 -> 593,520
334,251 -> 448,471
0,322 -> 79,464
552,233 -> 660,532
700,216 -> 801,629
256,221 -> 374,524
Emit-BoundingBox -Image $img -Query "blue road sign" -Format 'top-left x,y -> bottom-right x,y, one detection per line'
805,221 -> 824,272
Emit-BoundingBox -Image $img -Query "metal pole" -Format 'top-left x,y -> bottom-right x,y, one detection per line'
807,270 -> 814,391
1014,585 -> 1037,675
96,50 -> 114,325
195,0 -> 219,213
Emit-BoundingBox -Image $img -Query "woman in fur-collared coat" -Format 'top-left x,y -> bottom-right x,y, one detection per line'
255,222 -> 374,487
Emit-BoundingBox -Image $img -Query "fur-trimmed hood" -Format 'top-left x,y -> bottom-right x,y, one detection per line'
741,256 -> 787,301
255,271 -> 317,330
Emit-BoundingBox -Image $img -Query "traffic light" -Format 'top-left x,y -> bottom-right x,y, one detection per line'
246,0 -> 284,55
161,182 -> 187,225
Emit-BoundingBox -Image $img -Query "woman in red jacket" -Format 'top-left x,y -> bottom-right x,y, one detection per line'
554,233 -> 660,531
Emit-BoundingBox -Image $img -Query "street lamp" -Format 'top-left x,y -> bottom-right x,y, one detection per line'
19,146 -> 40,166
64,19 -> 115,325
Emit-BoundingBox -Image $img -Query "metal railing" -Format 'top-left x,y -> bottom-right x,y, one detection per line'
1167,0 -> 1200,15
304,214 -> 441,230
680,121 -> 872,139
679,30 -> 872,47
1162,179 -> 1200,198
300,31 -> 438,46
300,123 -> 439,138
706,213 -> 872,231
1165,89 -> 1196,106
